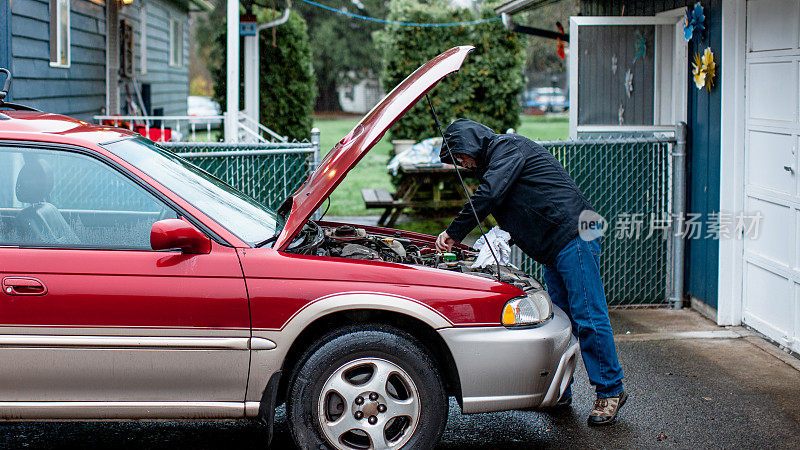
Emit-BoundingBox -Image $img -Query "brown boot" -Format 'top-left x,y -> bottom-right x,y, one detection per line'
587,391 -> 628,426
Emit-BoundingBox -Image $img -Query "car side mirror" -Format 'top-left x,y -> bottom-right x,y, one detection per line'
150,219 -> 211,254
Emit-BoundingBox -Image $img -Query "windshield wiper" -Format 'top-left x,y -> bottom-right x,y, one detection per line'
255,235 -> 278,248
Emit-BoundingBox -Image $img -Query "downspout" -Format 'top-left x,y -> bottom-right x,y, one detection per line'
258,2 -> 291,30
225,0 -> 239,142
244,2 -> 291,137
106,0 -> 120,115
670,122 -> 688,309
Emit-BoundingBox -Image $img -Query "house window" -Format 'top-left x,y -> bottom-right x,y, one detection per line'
49,0 -> 70,68
169,18 -> 182,67
568,15 -> 687,138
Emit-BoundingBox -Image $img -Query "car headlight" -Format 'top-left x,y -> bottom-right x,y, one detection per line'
501,290 -> 553,327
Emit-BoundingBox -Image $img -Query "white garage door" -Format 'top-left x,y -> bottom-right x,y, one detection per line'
743,0 -> 800,353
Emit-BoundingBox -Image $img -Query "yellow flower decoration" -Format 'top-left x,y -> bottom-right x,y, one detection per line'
692,47 -> 716,92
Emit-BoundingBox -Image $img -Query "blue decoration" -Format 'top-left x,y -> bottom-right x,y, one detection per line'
683,2 -> 706,42
632,30 -> 646,64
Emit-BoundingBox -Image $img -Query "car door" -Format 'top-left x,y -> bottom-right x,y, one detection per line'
0,143 -> 250,417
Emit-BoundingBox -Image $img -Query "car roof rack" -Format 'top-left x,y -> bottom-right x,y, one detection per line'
0,68 -> 41,112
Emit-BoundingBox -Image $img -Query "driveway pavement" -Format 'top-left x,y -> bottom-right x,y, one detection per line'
1,309 -> 798,449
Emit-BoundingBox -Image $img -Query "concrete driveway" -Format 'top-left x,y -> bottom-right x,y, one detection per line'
1,310 -> 798,449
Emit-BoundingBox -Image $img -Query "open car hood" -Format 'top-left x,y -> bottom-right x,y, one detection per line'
274,46 -> 474,250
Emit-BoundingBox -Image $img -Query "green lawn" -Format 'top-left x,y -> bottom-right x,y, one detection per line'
313,114 -> 568,218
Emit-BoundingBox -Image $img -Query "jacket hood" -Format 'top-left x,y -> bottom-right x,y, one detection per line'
273,46 -> 474,251
440,119 -> 497,167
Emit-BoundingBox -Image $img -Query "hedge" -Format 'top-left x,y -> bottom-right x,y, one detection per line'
376,0 -> 525,140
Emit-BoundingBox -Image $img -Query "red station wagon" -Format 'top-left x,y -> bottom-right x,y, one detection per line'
0,47 -> 578,449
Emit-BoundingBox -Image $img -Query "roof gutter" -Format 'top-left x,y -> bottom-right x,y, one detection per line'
258,1 -> 292,30
500,13 -> 569,40
190,0 -> 214,12
494,0 -> 562,15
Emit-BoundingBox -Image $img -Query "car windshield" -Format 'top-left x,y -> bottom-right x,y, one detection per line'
103,137 -> 281,246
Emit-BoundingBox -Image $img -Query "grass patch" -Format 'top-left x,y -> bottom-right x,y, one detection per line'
312,114 -> 569,217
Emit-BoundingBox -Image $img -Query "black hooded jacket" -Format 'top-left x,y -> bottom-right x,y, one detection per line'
441,119 -> 593,266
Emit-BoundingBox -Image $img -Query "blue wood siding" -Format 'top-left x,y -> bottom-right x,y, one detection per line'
10,0 -> 106,120
120,0 -> 190,116
684,1 -> 721,309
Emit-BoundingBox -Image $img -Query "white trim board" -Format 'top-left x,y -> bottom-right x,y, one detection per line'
568,15 -> 686,139
717,0 -> 748,326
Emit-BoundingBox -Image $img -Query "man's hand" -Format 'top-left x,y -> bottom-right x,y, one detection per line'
435,231 -> 455,252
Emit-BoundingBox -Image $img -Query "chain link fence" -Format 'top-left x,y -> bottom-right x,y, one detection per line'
511,136 -> 676,307
162,141 -> 318,211
164,134 -> 675,307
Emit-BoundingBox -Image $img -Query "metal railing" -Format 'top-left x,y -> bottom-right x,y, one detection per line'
94,115 -> 224,143
238,112 -> 288,143
93,113 -> 288,144
510,128 -> 682,308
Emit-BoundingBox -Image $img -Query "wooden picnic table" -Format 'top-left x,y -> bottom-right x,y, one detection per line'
362,162 -> 475,227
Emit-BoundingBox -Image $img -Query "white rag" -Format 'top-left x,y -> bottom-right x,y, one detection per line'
471,226 -> 511,269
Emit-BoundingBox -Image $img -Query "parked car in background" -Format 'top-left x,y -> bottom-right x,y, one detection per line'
0,47 -> 577,450
523,87 -> 569,112
187,95 -> 222,128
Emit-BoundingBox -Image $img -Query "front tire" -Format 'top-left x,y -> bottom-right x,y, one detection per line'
286,325 -> 448,450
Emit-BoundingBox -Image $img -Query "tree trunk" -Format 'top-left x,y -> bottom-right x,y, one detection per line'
315,76 -> 342,112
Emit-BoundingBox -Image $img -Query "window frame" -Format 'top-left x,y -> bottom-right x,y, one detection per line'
169,18 -> 183,67
49,0 -> 71,68
568,15 -> 687,139
0,140 -> 229,251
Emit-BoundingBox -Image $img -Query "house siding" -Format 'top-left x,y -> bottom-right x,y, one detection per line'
10,0 -> 106,120
120,0 -> 190,117
579,0 -> 722,308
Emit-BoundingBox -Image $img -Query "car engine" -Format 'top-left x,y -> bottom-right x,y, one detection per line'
286,223 -> 543,291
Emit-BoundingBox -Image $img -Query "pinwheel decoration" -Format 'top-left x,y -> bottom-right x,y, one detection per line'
683,2 -> 705,41
692,47 -> 716,91
624,69 -> 634,97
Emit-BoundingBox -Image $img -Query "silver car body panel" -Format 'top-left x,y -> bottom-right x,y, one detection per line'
0,329 -> 250,406
245,292 -> 453,402
438,305 -> 579,414
0,402 -> 259,420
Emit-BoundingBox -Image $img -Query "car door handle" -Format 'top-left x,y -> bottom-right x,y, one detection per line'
2,277 -> 47,296
784,165 -> 794,174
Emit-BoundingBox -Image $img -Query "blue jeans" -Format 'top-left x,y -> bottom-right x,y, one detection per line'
544,237 -> 624,399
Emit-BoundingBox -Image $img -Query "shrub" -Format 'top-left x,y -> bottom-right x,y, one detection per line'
376,0 -> 525,140
210,7 -> 316,140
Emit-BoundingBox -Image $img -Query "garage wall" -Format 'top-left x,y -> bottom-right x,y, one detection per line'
684,1 -> 722,309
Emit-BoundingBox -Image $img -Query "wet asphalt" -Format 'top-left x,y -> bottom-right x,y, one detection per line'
1,310 -> 799,449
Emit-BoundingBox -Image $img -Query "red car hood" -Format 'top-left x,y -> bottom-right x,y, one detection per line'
274,46 -> 474,250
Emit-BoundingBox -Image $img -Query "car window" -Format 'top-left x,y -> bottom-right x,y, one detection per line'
0,146 -> 179,250
103,137 -> 280,246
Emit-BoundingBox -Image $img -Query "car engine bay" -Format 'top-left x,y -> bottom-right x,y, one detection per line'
286,222 -> 543,291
